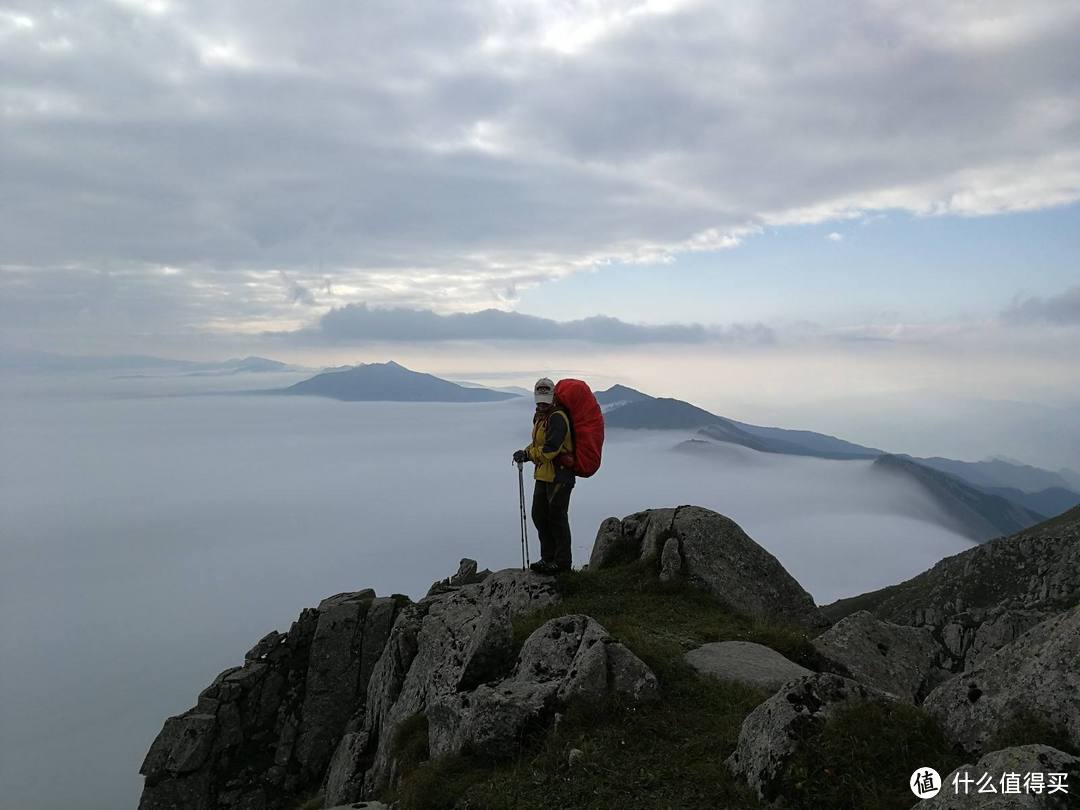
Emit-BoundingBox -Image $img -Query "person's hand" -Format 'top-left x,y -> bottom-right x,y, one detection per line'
513,449 -> 529,464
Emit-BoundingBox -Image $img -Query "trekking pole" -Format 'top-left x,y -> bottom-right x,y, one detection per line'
516,460 -> 530,569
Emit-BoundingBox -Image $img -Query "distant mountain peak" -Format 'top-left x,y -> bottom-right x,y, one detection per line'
277,361 -> 516,403
594,384 -> 656,407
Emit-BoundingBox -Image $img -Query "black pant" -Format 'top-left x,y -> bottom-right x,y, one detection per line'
531,480 -> 573,568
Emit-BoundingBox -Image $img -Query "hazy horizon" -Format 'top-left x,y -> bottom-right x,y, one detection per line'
3,1 -> 1079,479
5,353 -> 1078,473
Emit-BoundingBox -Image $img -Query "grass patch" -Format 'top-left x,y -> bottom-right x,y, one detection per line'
512,560 -> 831,678
394,712 -> 432,774
452,676 -> 766,809
393,753 -> 488,810
777,698 -> 965,810
987,709 -> 1079,757
292,792 -> 323,810
391,678 -> 766,810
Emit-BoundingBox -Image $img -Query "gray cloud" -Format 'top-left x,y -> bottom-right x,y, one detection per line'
1002,285 -> 1080,325
3,3 -> 1079,293
2,1 -> 1079,352
279,270 -> 316,306
279,302 -> 774,344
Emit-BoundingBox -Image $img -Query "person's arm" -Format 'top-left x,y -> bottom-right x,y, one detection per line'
527,412 -> 568,463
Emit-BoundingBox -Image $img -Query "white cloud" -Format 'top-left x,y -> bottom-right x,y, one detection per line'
827,232 -> 843,242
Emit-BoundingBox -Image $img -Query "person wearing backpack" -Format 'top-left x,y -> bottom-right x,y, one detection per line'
513,377 -> 575,574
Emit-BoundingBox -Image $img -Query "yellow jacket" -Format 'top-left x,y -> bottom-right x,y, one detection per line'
526,409 -> 574,483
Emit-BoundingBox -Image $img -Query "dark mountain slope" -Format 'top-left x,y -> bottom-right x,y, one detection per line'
603,397 -> 726,430
976,485 -> 1080,518
899,455 -> 1076,493
728,420 -> 883,459
871,454 -> 1045,542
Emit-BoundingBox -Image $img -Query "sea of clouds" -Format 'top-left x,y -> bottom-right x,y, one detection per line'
0,369 -> 973,809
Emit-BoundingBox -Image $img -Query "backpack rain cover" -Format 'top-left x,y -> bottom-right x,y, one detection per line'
554,378 -> 605,477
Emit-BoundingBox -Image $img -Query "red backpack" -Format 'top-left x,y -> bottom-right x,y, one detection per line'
554,379 -> 605,477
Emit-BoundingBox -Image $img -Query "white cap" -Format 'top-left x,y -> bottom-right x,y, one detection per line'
534,377 -> 555,404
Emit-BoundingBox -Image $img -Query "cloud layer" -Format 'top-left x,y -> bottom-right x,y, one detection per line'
2,0 -> 1079,340
1,375 -> 975,806
1002,285 -> 1080,325
280,302 -> 773,344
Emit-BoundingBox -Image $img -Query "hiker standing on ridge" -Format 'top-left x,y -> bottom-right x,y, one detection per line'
513,378 -> 574,574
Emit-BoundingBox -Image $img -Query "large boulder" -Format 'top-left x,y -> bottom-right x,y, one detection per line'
923,604 -> 1080,755
427,615 -> 658,760
725,672 -> 897,802
912,745 -> 1080,809
812,610 -> 948,703
327,569 -> 560,803
139,590 -> 393,810
589,506 -> 828,629
684,641 -> 813,692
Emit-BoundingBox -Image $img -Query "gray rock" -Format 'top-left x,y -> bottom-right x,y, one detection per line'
140,713 -> 217,777
912,745 -> 1080,809
360,597 -> 400,700
659,536 -> 682,582
568,748 -> 585,768
965,609 -> 1048,669
685,641 -> 813,692
245,630 -> 285,662
428,615 -> 657,761
351,569 -> 561,798
457,603 -> 514,691
589,516 -> 633,569
326,604 -> 423,807
605,640 -> 662,703
589,506 -> 827,628
323,731 -> 371,808
923,604 -> 1080,755
637,507 -> 678,559
427,557 -> 493,595
460,559 -> 495,586
812,610 -> 945,702
725,672 -> 897,802
295,592 -> 374,775
140,589 -> 396,810
471,568 -> 561,617
427,680 -> 556,760
510,614 -> 658,705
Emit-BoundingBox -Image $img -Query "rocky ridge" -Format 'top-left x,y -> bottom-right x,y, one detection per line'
140,571 -> 563,809
140,504 -> 1080,809
821,506 -> 1080,672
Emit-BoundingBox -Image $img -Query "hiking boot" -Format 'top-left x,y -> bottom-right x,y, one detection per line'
529,559 -> 561,575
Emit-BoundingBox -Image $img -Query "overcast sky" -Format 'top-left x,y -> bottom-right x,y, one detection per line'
2,0 -> 1078,462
